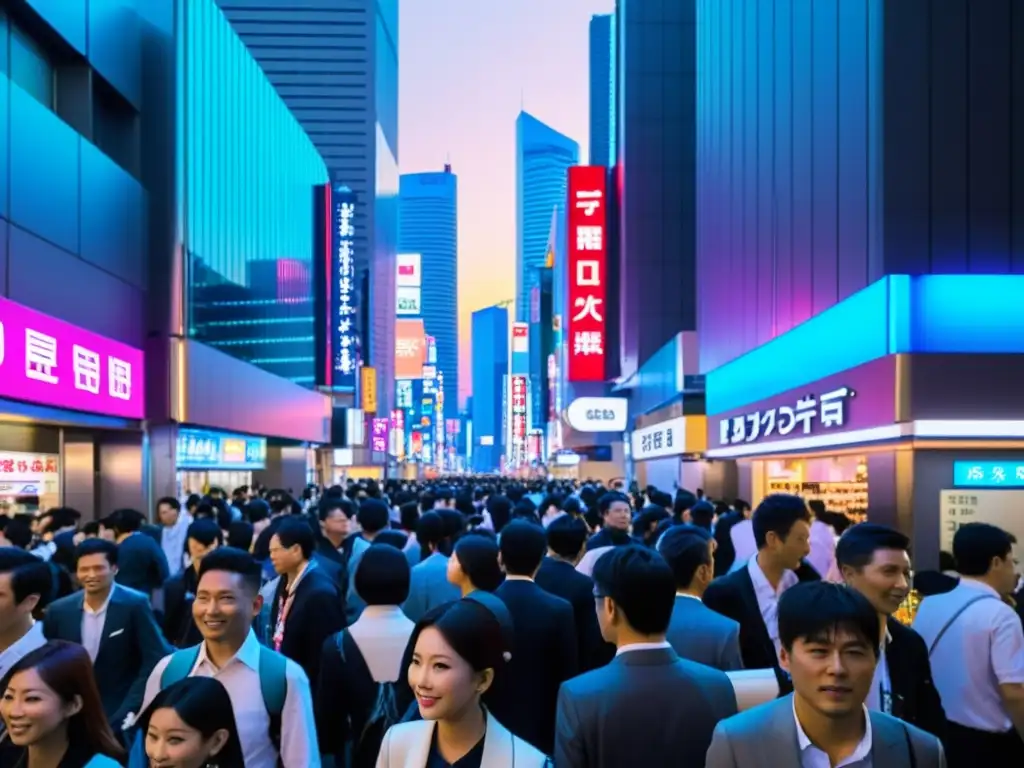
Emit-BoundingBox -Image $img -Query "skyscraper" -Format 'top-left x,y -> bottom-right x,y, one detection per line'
217,0 -> 399,412
516,111 -> 578,325
589,14 -> 616,167
470,305 -> 509,473
399,167 -> 458,421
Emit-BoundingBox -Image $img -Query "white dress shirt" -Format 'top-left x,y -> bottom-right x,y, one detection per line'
141,630 -> 320,768
615,641 -> 672,657
82,586 -> 116,661
795,699 -> 873,767
0,622 -> 46,679
161,511 -> 193,578
748,557 -> 799,663
347,605 -> 415,682
865,628 -> 893,714
730,519 -> 757,569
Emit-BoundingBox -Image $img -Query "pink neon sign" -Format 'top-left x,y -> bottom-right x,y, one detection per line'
371,417 -> 388,452
0,296 -> 145,419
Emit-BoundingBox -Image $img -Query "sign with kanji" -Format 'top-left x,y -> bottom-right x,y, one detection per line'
566,165 -> 607,382
509,375 -> 529,466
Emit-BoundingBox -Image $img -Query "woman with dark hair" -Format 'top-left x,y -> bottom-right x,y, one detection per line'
0,640 -> 124,767
375,599 -> 550,768
446,533 -> 504,596
139,677 -> 243,768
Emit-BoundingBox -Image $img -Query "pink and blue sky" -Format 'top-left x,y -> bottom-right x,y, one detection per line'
399,0 -> 613,406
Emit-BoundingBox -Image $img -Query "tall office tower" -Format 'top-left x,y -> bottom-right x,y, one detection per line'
399,167 -> 459,421
470,306 -> 509,473
516,112 -> 578,325
589,14 -> 615,167
217,0 -> 399,413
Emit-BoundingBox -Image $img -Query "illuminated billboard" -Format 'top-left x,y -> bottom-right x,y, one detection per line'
395,318 -> 426,379
396,286 -> 421,315
566,165 -> 607,382
396,253 -> 422,287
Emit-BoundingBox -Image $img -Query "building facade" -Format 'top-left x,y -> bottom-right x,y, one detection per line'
588,13 -> 615,167
217,0 -> 399,413
470,305 -> 509,473
399,168 -> 458,421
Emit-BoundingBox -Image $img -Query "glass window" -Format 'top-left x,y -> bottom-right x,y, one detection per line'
10,23 -> 54,108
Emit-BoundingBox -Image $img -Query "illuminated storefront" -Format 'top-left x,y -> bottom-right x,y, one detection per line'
176,428 -> 267,495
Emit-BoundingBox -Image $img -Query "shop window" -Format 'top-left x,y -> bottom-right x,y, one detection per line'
10,22 -> 55,109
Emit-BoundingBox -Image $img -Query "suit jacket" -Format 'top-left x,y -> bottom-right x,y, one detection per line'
270,564 -> 345,687
401,552 -> 459,623
666,595 -> 744,671
115,533 -> 170,595
534,557 -> 614,671
886,617 -> 948,741
555,646 -> 737,768
492,579 -> 578,756
375,710 -> 550,768
42,585 -> 170,727
705,694 -> 946,768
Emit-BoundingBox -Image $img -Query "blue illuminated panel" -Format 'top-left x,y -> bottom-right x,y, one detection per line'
330,185 -> 359,389
953,461 -> 1024,488
176,428 -> 267,470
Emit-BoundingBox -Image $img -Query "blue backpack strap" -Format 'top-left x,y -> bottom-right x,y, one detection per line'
257,647 -> 289,751
160,646 -> 202,688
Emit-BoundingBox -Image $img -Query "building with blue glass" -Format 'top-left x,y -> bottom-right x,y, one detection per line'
470,305 -> 509,473
217,0 -> 399,415
588,14 -> 615,167
399,168 -> 458,421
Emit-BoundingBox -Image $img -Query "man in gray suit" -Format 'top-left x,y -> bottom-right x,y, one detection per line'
706,582 -> 945,767
402,512 -> 459,622
555,545 -> 737,767
658,525 -> 743,670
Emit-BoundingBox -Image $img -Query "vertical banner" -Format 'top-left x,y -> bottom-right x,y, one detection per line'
329,185 -> 359,389
510,323 -> 529,375
566,165 -> 608,382
360,366 -> 378,413
509,374 -> 528,466
370,417 -> 388,452
390,408 -> 405,458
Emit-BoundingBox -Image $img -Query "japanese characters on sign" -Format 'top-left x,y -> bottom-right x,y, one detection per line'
390,409 -> 406,459
939,489 -> 1024,555
360,366 -> 378,414
953,461 -> 1024,488
176,429 -> 267,470
370,417 -> 389,453
331,186 -> 359,388
631,417 -> 687,460
394,319 -> 426,379
0,453 -> 59,477
0,296 -> 144,419
566,165 -> 608,382
716,387 -> 854,446
396,380 -> 413,409
509,375 -> 528,466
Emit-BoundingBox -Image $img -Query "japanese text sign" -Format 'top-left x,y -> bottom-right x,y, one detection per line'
954,462 -> 1024,488
361,366 -> 378,414
395,319 -> 426,379
330,185 -> 359,388
509,375 -> 528,465
176,428 -> 266,470
371,417 -> 389,453
0,296 -> 144,419
566,165 -> 608,382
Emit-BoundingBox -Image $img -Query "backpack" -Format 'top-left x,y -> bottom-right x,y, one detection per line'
126,644 -> 288,768
336,630 -> 401,765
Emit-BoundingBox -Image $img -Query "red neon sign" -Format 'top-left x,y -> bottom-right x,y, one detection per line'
566,165 -> 607,382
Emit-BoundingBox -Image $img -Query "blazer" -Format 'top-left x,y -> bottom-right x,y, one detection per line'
705,694 -> 946,768
115,533 -> 170,596
375,711 -> 551,768
885,617 -> 948,741
555,646 -> 737,768
534,557 -> 614,671
666,595 -> 744,671
42,585 -> 170,727
270,564 -> 345,687
491,579 -> 578,756
402,552 -> 459,623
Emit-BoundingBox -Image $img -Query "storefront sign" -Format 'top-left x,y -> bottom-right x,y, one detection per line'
708,357 -> 897,456
940,489 -> 1024,553
396,286 -> 421,315
360,366 -> 378,414
329,186 -> 359,388
565,397 -> 628,433
176,428 -> 267,470
0,451 -> 60,499
631,417 -> 688,460
566,165 -> 607,382
0,296 -> 144,419
953,461 -> 1024,488
370,417 -> 388,453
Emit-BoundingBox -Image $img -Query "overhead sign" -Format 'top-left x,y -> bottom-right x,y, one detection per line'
176,429 -> 267,470
565,397 -> 628,432
954,461 -> 1024,488
396,286 -> 421,315
328,185 -> 359,388
566,165 -> 607,382
631,417 -> 688,461
717,387 -> 854,446
396,253 -> 422,287
360,366 -> 378,414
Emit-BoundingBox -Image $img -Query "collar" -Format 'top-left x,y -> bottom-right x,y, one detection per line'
286,561 -> 313,596
958,576 -> 1001,598
748,555 -> 798,597
504,574 -> 533,582
197,629 -> 262,672
359,605 -> 407,620
676,591 -> 702,601
794,698 -> 873,761
84,585 -> 116,616
0,622 -> 46,666
616,640 -> 672,656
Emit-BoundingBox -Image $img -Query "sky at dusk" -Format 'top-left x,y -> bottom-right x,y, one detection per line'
398,0 -> 614,407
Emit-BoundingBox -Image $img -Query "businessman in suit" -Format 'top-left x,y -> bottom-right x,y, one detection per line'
402,512 -> 459,622
658,524 -> 743,670
555,545 -> 738,767
494,520 -> 578,756
836,523 -> 947,740
703,494 -> 818,678
43,539 -> 170,729
102,508 -> 170,597
706,582 -> 945,767
535,514 -> 615,671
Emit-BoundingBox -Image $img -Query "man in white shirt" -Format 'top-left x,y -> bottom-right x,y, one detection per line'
139,547 -> 319,768
156,496 -> 192,578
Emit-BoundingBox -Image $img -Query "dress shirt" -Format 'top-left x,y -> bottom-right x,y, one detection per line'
615,641 -> 672,657
161,512 -> 193,578
675,591 -> 702,602
81,586 -> 115,661
0,622 -> 46,679
576,546 -> 613,577
347,605 -> 415,682
865,628 -> 893,714
807,520 -> 837,581
730,519 -> 757,569
748,557 -> 799,663
141,630 -> 320,768
795,699 -> 872,768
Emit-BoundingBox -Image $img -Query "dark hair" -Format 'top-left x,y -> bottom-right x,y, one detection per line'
375,530 -> 409,550
835,523 -> 909,570
0,547 -> 55,608
634,505 -> 670,535
156,496 -> 182,512
411,599 -> 508,673
939,550 -> 957,572
597,491 -> 631,516
357,499 -> 391,534
416,511 -> 447,555
137,677 -> 244,767
226,521 -> 254,551
44,507 -> 81,531
485,495 -> 512,533
453,533 -> 504,592
657,525 -> 713,590
437,509 -> 467,539
3,518 -> 32,549
74,538 -> 118,567
399,501 -> 420,532
1,641 -> 124,760
197,547 -> 262,594
953,523 -> 1017,577
419,491 -> 436,513
272,517 -> 316,560
592,545 -> 675,634
80,521 -> 101,537
778,581 -> 880,657
752,494 -> 810,549
355,544 -> 411,606
188,519 -> 224,549
546,515 -> 588,560
689,501 -> 715,531
497,520 -> 547,576
244,499 -> 271,524
105,508 -> 145,535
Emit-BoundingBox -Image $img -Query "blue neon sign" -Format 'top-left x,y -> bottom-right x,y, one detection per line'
330,185 -> 359,389
176,429 -> 267,470
953,461 -> 1024,488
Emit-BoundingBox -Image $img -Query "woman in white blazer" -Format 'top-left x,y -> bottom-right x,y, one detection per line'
375,598 -> 551,768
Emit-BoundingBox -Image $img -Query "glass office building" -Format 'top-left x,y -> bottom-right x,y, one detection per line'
471,305 -> 509,473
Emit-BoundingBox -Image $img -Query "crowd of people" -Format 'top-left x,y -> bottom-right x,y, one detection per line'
0,476 -> 1022,767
